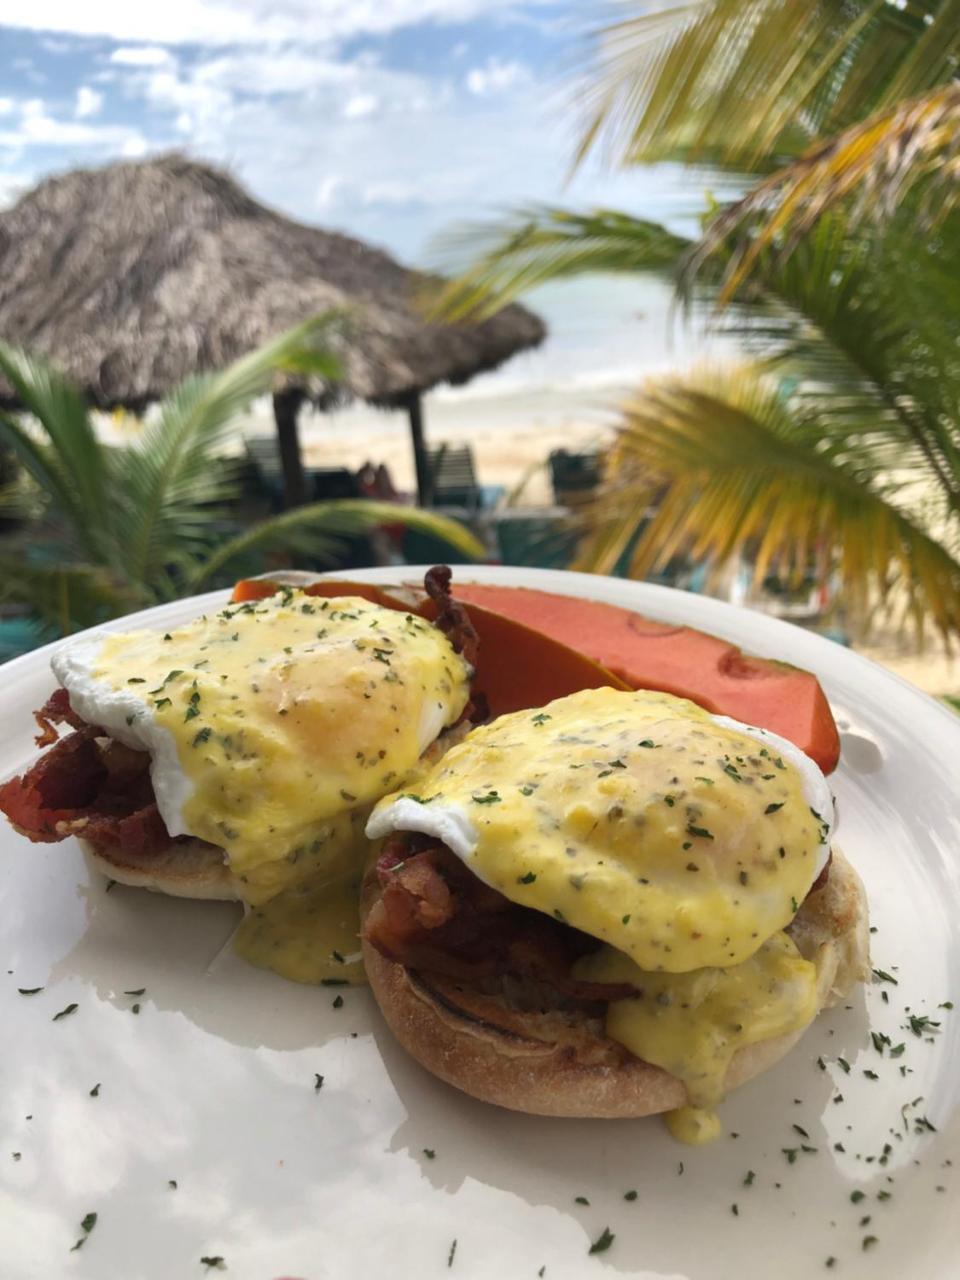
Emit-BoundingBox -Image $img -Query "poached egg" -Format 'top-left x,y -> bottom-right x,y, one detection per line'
366,686 -> 835,1139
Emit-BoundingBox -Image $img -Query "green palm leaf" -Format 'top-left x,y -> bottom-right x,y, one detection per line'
188,499 -> 485,590
0,345 -> 111,560
0,558 -> 140,635
691,84 -> 960,300
575,364 -> 960,641
426,207 -> 689,321
117,313 -> 346,587
575,0 -> 960,174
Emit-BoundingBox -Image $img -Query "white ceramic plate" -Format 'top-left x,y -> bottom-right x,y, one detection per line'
2,566 -> 958,1280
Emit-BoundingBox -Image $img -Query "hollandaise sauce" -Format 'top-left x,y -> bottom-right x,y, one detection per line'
576,931 -> 819,1143
370,687 -> 831,975
234,873 -> 367,986
64,590 -> 471,985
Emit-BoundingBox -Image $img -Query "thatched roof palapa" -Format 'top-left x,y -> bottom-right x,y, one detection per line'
0,154 -> 545,504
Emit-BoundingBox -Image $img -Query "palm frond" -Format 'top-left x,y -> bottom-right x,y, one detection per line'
575,364 -> 960,642
425,207 -> 689,322
116,313 -> 346,587
574,0 -> 960,173
690,84 -> 960,300
0,345 -> 112,559
187,500 -> 485,590
0,557 -> 140,634
693,209 -> 960,510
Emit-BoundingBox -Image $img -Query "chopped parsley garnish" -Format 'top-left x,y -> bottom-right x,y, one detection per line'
862,1237 -> 878,1251
339,789 -> 357,802
447,1239 -> 457,1268
623,1189 -> 638,1201
588,1228 -> 615,1256
89,1083 -> 100,1097
518,872 -> 537,884
168,1180 -> 177,1189
764,803 -> 784,815
531,713 -> 551,726
622,914 -> 631,924
192,727 -> 212,747
863,1069 -> 879,1080
153,697 -> 172,711
17,987 -> 43,995
131,1003 -> 141,1015
70,1212 -> 98,1251
606,758 -> 626,770
52,1003 -> 78,1022
519,785 -> 535,796
200,1259 -> 226,1271
314,1074 -> 324,1091
723,764 -> 742,782
423,1148 -> 436,1159
790,896 -> 799,913
907,1014 -> 940,1036
637,739 -> 657,748
731,1204 -> 739,1216
574,1196 -> 589,1205
471,791 -> 501,805
124,988 -> 145,996
686,824 -> 714,840
127,677 -> 146,684
694,776 -> 714,786
872,968 -> 898,985
320,978 -> 348,987
850,1190 -> 865,1203
743,1170 -> 755,1186
792,1124 -> 809,1138
332,995 -> 344,1009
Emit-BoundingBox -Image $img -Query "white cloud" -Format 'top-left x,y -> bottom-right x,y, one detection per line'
361,179 -> 419,206
0,1 -> 543,45
0,99 -> 144,150
75,86 -> 104,119
465,57 -> 528,96
0,99 -> 16,117
121,134 -> 149,158
342,94 -> 379,120
315,175 -> 344,210
110,46 -> 173,67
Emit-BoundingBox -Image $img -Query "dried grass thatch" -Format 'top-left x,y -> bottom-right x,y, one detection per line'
0,153 -> 545,409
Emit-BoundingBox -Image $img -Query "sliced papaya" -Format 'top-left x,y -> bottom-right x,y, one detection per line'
229,577 -> 628,717
450,583 -> 841,774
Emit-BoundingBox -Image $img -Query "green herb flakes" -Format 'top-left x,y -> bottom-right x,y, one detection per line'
588,1228 -> 615,1255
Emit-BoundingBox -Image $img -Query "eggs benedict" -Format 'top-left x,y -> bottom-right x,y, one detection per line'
361,687 -> 869,1139
0,570 -> 476,980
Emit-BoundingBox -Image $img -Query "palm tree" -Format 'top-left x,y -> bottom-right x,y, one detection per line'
431,1 -> 960,641
0,314 -> 482,636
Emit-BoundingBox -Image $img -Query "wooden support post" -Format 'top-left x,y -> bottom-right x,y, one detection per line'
273,389 -> 306,508
405,391 -> 431,507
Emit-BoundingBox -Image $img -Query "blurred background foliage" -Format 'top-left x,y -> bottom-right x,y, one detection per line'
432,0 -> 960,644
0,314 -> 482,640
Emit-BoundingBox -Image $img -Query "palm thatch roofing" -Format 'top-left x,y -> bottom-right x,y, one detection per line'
0,153 -> 544,409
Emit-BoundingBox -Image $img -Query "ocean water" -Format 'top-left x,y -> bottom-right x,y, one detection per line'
293,272 -> 738,447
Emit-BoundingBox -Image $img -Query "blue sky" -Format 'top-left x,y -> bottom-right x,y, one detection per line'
0,2 -> 711,264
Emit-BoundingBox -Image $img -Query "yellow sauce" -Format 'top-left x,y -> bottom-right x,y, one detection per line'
665,1106 -> 722,1145
234,873 -> 367,986
94,591 -> 469,982
575,931 -> 818,1140
376,688 -> 824,972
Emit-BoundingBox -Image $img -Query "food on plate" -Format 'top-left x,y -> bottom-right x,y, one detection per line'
0,567 -> 481,983
231,574 -> 632,717
448,583 -> 840,773
361,686 -> 869,1140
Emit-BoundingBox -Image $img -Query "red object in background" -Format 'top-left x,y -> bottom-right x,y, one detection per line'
450,583 -> 841,774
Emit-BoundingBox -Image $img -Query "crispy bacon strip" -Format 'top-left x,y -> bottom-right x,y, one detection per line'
364,839 -> 639,1003
32,687 -> 91,746
0,719 -> 173,855
424,565 -> 480,669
